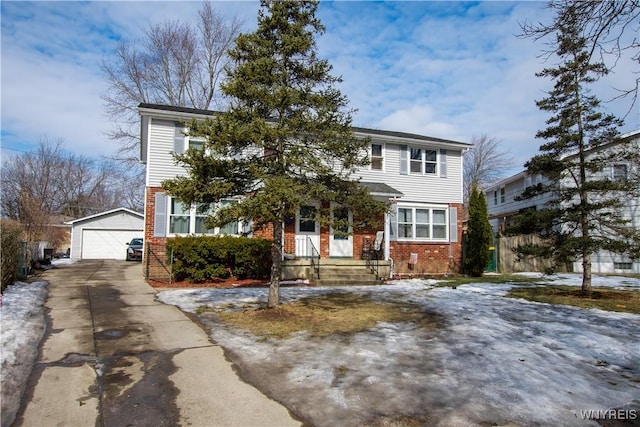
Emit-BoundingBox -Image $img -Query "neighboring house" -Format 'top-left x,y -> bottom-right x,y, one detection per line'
66,208 -> 144,260
139,103 -> 471,277
485,129 -> 640,274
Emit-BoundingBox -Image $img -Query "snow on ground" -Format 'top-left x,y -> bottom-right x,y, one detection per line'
1,281 -> 48,427
1,268 -> 637,427
157,274 -> 640,427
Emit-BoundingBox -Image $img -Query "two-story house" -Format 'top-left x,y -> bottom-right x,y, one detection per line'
485,129 -> 640,274
139,103 -> 471,279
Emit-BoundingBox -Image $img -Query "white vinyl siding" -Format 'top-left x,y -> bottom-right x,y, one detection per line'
147,119 -> 190,187
144,109 -> 467,214
356,143 -> 464,204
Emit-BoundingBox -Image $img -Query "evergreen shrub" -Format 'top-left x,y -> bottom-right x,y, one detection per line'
166,235 -> 272,283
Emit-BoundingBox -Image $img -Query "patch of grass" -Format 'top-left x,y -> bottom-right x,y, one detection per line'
506,285 -> 640,314
209,292 -> 443,339
438,274 -> 544,287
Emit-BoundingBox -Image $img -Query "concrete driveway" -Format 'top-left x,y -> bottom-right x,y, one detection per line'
13,260 -> 299,427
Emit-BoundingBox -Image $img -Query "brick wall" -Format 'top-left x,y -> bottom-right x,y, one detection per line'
389,202 -> 463,275
143,188 -> 463,277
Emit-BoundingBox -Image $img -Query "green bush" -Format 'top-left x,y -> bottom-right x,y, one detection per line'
1,220 -> 24,292
166,235 -> 272,283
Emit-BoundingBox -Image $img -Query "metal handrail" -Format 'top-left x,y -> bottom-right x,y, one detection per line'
308,236 -> 320,279
362,237 -> 380,279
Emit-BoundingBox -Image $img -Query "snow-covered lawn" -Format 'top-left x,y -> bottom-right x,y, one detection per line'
157,274 -> 640,426
1,270 -> 638,426
1,281 -> 48,427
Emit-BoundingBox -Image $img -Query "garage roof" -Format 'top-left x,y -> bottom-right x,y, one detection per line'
65,208 -> 143,225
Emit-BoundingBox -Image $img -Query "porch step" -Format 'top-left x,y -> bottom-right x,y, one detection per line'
313,279 -> 383,286
282,259 -> 391,286
311,265 -> 384,286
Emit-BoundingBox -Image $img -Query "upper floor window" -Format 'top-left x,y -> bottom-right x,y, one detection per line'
370,143 -> 384,170
401,146 -> 445,176
188,137 -> 206,152
500,187 -> 505,203
613,164 -> 628,182
493,190 -> 498,206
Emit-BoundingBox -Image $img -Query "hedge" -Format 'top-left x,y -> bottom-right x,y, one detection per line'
166,235 -> 272,283
1,221 -> 24,292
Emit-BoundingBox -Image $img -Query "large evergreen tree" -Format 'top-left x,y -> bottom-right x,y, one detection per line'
162,0 -> 387,307
515,5 -> 640,292
464,184 -> 492,277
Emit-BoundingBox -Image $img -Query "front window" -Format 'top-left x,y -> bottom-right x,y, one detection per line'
397,205 -> 448,241
410,148 -> 422,173
407,146 -> 440,175
188,137 -> 205,151
371,143 -> 383,170
299,205 -> 317,233
424,150 -> 437,174
398,208 -> 413,238
500,187 -> 505,203
195,203 -> 215,234
613,164 -> 628,182
170,200 -> 190,234
169,198 -> 240,235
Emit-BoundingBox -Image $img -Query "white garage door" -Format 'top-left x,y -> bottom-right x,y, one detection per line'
81,229 -> 143,260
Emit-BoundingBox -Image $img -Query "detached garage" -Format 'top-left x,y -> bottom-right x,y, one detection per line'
66,208 -> 144,260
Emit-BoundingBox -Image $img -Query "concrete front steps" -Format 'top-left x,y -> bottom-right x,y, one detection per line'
282,258 -> 390,286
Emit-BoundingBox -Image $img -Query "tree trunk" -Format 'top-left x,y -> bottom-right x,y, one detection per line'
581,253 -> 592,294
268,220 -> 283,308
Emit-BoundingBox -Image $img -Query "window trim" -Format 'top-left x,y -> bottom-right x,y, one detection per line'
395,203 -> 449,242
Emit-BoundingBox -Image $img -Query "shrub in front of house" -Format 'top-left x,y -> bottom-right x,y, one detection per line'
166,235 -> 272,283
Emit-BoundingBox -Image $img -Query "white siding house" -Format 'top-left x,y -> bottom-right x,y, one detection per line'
485,130 -> 640,274
139,103 -> 472,275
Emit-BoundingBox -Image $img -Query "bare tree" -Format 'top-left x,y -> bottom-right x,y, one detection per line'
101,1 -> 242,156
521,0 -> 640,117
1,138 -> 133,228
463,134 -> 514,204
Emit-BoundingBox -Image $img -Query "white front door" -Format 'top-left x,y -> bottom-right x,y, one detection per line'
329,203 -> 353,257
295,203 -> 320,257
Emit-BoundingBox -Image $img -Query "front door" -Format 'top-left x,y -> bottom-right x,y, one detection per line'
329,203 -> 353,257
295,203 -> 320,257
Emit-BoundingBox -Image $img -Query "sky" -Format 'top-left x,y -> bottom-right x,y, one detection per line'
2,1 -> 639,174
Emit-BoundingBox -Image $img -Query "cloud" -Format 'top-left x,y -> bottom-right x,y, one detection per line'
1,0 -> 637,175
1,1 -> 260,159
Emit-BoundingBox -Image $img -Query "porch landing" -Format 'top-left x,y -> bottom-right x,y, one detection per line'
282,259 -> 391,286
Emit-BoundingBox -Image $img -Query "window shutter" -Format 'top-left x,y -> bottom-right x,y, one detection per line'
440,149 -> 447,177
399,145 -> 408,175
174,123 -> 185,154
389,204 -> 398,241
449,207 -> 458,242
154,192 -> 168,237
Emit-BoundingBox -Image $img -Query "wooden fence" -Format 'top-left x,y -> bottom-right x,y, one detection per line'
495,234 -> 570,274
